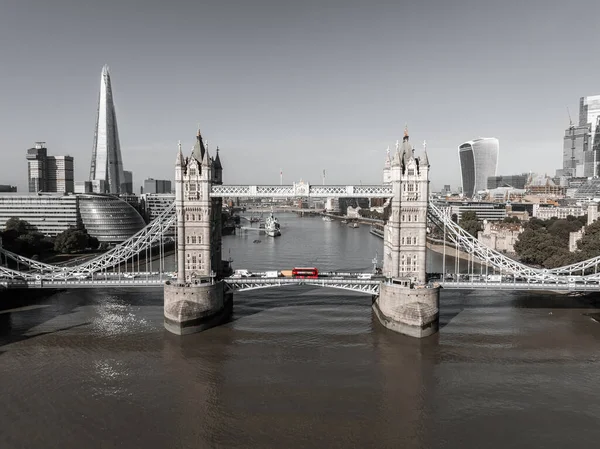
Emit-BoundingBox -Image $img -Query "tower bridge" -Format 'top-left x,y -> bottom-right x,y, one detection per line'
2,128 -> 600,338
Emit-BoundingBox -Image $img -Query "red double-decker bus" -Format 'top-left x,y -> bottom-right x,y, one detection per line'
292,267 -> 319,278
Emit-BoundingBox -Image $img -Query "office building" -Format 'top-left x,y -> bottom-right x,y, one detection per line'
325,197 -> 340,213
561,123 -> 591,177
75,181 -> 93,193
487,174 -> 528,190
573,178 -> 600,200
91,179 -> 107,194
580,95 -> 600,148
141,193 -> 174,220
78,194 -> 145,243
89,65 -> 127,194
143,178 -> 172,194
533,204 -> 585,220
0,192 -> 145,243
122,170 -> 133,194
447,202 -> 507,222
458,138 -> 499,198
26,142 -> 47,192
0,194 -> 80,236
46,155 -> 74,193
592,116 -> 600,177
26,142 -> 74,193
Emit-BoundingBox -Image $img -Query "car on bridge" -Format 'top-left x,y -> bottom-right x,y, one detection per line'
232,269 -> 254,278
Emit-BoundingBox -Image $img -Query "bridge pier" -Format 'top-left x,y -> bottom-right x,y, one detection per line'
373,280 -> 440,338
164,279 -> 232,335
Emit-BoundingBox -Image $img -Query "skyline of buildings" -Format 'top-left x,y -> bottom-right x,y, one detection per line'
458,138 -> 499,198
7,64 -> 600,204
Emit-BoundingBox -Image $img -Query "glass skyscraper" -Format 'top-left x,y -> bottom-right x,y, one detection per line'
458,138 -> 499,198
579,95 -> 600,176
89,65 -> 125,194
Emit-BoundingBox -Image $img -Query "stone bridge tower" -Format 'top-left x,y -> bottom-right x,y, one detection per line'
174,130 -> 223,280
376,127 -> 439,338
383,129 -> 429,283
164,130 -> 231,335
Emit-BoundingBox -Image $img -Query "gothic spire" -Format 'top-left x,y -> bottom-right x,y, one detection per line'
191,128 -> 206,162
176,140 -> 183,166
421,140 -> 429,166
214,146 -> 223,170
384,146 -> 391,168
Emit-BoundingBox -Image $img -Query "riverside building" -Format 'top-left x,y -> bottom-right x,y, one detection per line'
0,193 -> 145,243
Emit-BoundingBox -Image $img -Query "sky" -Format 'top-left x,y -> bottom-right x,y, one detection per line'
1,0 -> 600,192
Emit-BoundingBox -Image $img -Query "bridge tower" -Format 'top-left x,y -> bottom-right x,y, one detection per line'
375,127 -> 440,338
164,129 -> 232,335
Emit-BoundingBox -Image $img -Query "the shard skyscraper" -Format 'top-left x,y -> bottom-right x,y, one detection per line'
89,65 -> 125,194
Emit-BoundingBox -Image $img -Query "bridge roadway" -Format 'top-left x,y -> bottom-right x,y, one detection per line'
1,272 -> 600,293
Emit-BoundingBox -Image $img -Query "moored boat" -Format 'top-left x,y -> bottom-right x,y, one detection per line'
265,212 -> 281,237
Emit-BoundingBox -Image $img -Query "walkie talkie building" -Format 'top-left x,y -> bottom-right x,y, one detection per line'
458,138 -> 499,198
89,65 -> 125,194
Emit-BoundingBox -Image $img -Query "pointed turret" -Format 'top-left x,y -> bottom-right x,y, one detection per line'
214,146 -> 223,170
191,128 -> 206,162
401,129 -> 413,171
421,140 -> 429,166
392,139 -> 402,166
201,139 -> 211,166
175,140 -> 184,166
384,146 -> 391,168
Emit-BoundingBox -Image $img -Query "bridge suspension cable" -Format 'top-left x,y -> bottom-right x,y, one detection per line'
0,202 -> 175,280
427,202 -> 591,282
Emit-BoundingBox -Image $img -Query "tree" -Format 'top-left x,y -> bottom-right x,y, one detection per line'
547,219 -> 583,242
4,217 -> 30,234
459,211 -> 482,237
514,229 -> 563,266
524,217 -> 547,231
54,228 -> 91,254
576,220 -> 600,261
88,236 -> 100,250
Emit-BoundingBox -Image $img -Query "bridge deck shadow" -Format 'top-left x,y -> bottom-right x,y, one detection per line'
0,289 -> 94,350
438,288 -> 600,329
228,284 -> 376,323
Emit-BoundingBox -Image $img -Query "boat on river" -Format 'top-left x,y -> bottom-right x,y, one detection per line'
265,212 -> 281,237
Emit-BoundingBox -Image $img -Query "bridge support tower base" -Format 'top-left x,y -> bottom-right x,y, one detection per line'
164,279 -> 233,335
373,280 -> 440,338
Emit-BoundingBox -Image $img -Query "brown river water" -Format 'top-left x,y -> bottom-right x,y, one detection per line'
1,213 -> 599,448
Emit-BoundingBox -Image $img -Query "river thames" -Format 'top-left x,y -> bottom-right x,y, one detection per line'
1,213 -> 599,448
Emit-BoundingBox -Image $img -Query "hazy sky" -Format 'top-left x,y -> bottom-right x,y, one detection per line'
2,0 -> 600,192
